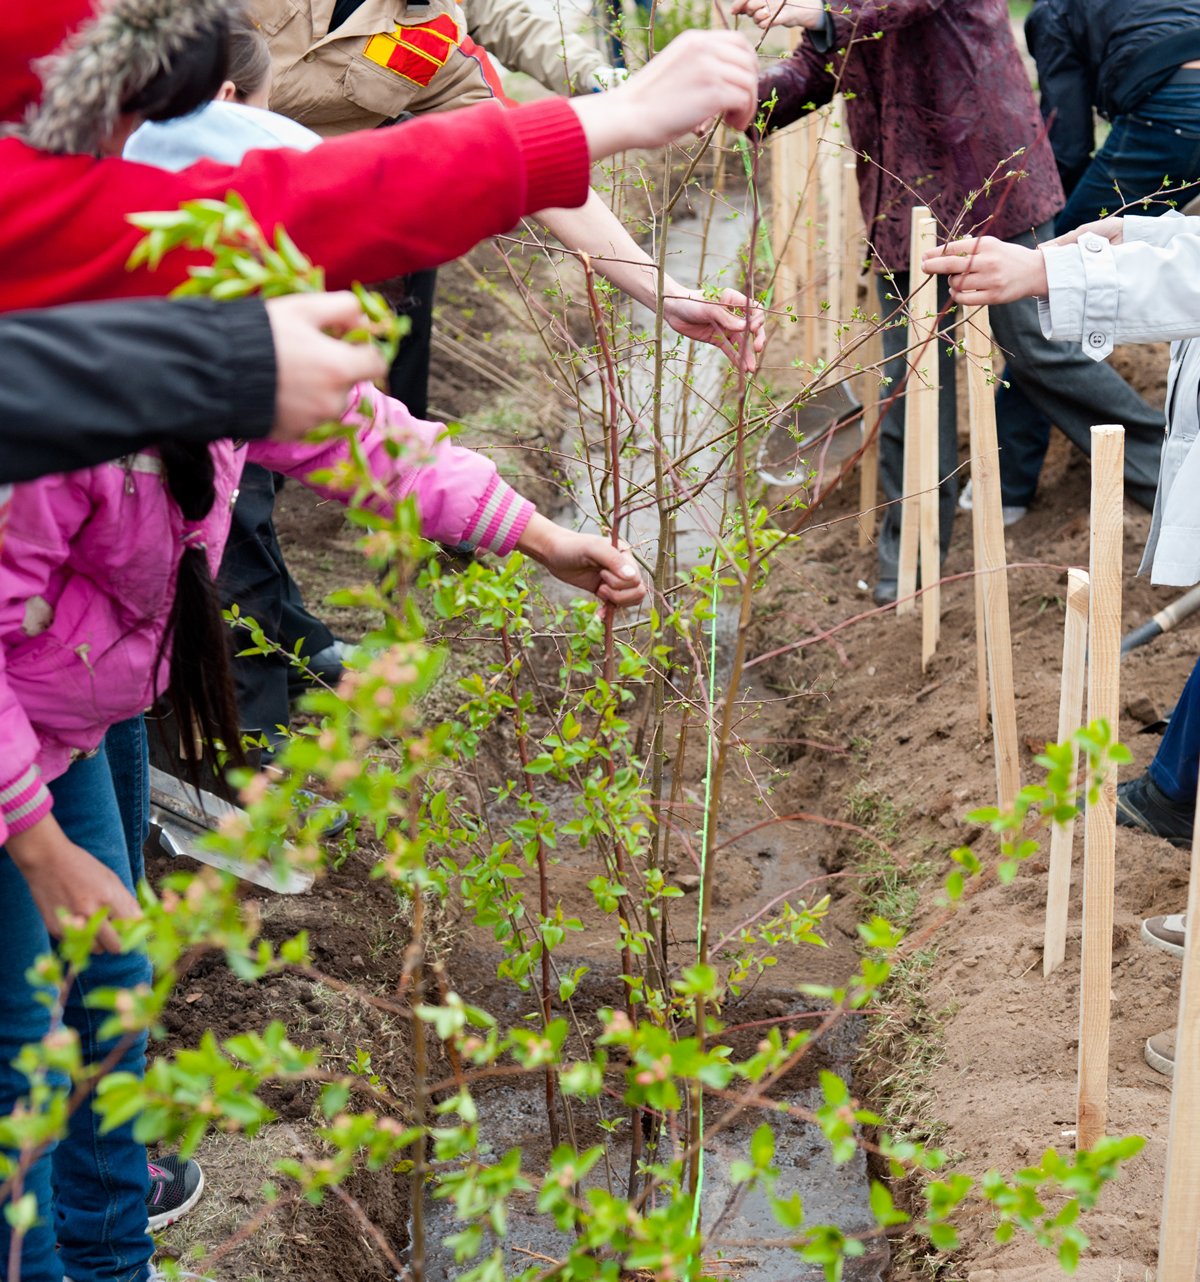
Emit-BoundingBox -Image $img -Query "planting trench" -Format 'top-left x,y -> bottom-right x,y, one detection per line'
150,208 -> 1189,1278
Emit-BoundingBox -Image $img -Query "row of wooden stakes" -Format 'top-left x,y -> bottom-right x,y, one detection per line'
768,110 -> 1200,1276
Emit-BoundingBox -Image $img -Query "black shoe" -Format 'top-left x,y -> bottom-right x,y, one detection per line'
873,578 -> 898,606
146,1154 -> 204,1232
1115,774 -> 1194,849
288,640 -> 347,699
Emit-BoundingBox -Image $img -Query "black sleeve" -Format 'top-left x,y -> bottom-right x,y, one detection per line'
0,296 -> 277,485
1026,0 -> 1096,195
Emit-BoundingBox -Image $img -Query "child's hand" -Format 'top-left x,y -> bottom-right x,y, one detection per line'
663,286 -> 767,373
516,514 -> 647,612
572,30 -> 759,153
1050,217 -> 1124,249
730,0 -> 827,30
921,236 -> 1049,306
6,814 -> 142,954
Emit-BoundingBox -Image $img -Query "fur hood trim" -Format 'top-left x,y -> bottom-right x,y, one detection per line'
24,0 -> 241,155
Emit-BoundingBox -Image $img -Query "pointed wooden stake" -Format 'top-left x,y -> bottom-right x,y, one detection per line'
897,205 -> 935,621
858,325 -> 882,550
1043,568 -> 1091,978
1077,424 -> 1124,1152
965,310 -> 1021,809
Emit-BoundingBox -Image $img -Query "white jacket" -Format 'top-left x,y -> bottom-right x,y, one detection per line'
1040,211 -> 1200,586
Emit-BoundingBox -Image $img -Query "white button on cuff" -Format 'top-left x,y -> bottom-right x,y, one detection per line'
1082,234 -> 1105,253
1088,332 -> 1107,348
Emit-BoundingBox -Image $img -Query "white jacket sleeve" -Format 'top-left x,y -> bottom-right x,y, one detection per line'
1039,215 -> 1200,357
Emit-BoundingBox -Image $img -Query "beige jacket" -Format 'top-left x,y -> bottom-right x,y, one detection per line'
464,0 -> 606,96
256,0 -> 607,137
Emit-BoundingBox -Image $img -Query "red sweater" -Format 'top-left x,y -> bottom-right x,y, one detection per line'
0,97 -> 589,311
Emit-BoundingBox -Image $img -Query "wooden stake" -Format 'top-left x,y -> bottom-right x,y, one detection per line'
1157,793 -> 1200,1278
769,31 -> 804,310
770,127 -> 801,307
916,216 -> 940,667
840,160 -> 860,329
823,141 -> 844,366
897,205 -> 933,615
965,310 -> 1021,808
902,207 -> 938,641
800,112 -> 820,370
857,325 -> 882,549
1077,424 -> 1124,1152
1043,568 -> 1091,978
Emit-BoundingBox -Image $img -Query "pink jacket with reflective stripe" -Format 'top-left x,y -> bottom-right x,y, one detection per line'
0,384 -> 532,842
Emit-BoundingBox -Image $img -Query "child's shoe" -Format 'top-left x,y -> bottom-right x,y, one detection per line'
146,1155 -> 204,1232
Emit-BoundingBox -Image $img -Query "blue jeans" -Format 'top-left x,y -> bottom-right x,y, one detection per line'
0,718 -> 153,1282
1151,657 -> 1200,805
997,80 -> 1200,505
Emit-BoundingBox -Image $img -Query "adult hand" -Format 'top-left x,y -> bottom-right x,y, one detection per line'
663,286 -> 767,373
921,236 -> 1048,306
1049,217 -> 1124,249
266,293 -> 389,442
730,0 -> 827,30
6,814 -> 142,955
572,30 -> 759,157
515,514 -> 647,612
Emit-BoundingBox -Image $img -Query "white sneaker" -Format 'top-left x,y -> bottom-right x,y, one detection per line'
958,479 -> 1028,526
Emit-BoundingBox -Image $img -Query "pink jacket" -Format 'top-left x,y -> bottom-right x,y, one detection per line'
0,384 -> 533,844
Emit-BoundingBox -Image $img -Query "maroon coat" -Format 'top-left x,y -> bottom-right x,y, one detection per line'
758,0 -> 1064,272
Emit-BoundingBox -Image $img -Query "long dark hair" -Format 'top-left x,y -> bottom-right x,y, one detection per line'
157,441 -> 246,786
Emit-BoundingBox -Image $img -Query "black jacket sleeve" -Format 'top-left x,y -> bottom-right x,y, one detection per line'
1026,0 -> 1097,196
0,296 -> 277,485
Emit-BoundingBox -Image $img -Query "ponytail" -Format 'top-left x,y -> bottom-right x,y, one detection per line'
157,440 -> 246,787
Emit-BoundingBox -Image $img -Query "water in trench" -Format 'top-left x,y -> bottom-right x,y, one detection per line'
420,188 -> 885,1278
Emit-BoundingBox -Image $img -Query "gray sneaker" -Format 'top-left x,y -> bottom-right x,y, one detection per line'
1141,912 -> 1187,958
1145,1029 -> 1176,1077
1115,774 -> 1194,848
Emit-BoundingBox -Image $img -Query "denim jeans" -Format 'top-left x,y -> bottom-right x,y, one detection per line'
0,718 -> 153,1282
1151,656 -> 1200,805
1059,81 -> 1200,235
996,80 -> 1200,505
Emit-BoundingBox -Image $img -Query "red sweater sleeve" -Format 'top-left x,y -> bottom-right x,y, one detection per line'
0,97 -> 588,311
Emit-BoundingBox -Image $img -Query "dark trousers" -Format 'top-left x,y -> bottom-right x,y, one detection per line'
1151,655 -> 1200,805
383,266 -> 436,418
994,81 -> 1200,506
218,464 -> 335,745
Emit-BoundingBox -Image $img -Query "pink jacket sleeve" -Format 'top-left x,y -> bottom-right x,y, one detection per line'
247,383 -> 535,555
0,474 -> 94,844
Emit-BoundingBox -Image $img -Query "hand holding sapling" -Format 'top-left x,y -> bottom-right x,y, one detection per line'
6,814 -> 142,955
570,29 -> 760,155
730,0 -> 827,30
515,514 -> 646,612
921,235 -> 1048,306
663,286 -> 767,374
